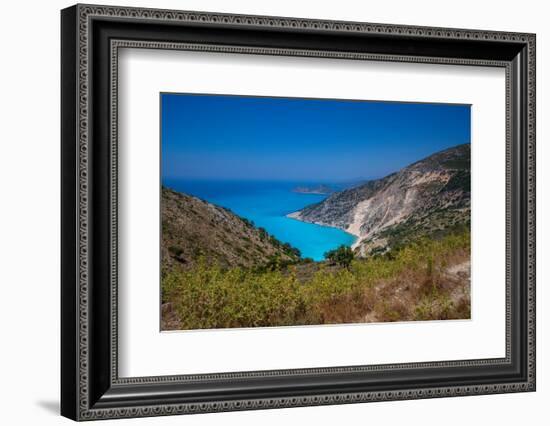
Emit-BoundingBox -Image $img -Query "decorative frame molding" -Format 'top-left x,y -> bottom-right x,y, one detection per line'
61,4 -> 535,421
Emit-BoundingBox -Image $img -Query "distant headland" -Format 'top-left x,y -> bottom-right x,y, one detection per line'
292,184 -> 333,195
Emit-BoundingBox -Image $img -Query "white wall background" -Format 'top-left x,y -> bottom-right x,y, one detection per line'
0,0 -> 546,424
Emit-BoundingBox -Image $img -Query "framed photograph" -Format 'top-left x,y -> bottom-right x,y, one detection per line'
61,4 -> 536,421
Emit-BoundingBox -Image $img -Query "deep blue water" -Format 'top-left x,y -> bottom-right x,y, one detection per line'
163,179 -> 356,261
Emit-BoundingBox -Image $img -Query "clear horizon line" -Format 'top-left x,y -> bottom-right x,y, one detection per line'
162,177 -> 379,183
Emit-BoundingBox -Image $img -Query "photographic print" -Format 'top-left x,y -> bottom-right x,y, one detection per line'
160,94 -> 471,331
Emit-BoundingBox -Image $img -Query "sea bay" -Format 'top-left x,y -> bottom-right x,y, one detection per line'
162,179 -> 356,261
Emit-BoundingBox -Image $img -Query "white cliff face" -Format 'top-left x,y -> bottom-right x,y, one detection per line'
291,144 -> 471,256
347,198 -> 372,238
346,170 -> 453,244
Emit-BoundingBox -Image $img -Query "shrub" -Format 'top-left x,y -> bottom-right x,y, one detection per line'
324,245 -> 354,268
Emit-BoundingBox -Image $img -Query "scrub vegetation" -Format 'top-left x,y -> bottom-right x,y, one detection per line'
161,230 -> 470,330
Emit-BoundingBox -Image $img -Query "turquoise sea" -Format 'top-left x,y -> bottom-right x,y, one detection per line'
163,179 -> 356,261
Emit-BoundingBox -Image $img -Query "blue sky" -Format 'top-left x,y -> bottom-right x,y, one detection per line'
161,93 -> 470,182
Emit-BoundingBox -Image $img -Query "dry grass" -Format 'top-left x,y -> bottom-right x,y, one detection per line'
312,250 -> 470,324
162,232 -> 470,330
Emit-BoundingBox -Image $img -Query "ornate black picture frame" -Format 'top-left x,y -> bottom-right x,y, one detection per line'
61,4 -> 536,421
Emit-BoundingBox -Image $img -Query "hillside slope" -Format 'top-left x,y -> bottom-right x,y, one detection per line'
162,187 -> 300,271
289,144 -> 470,256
